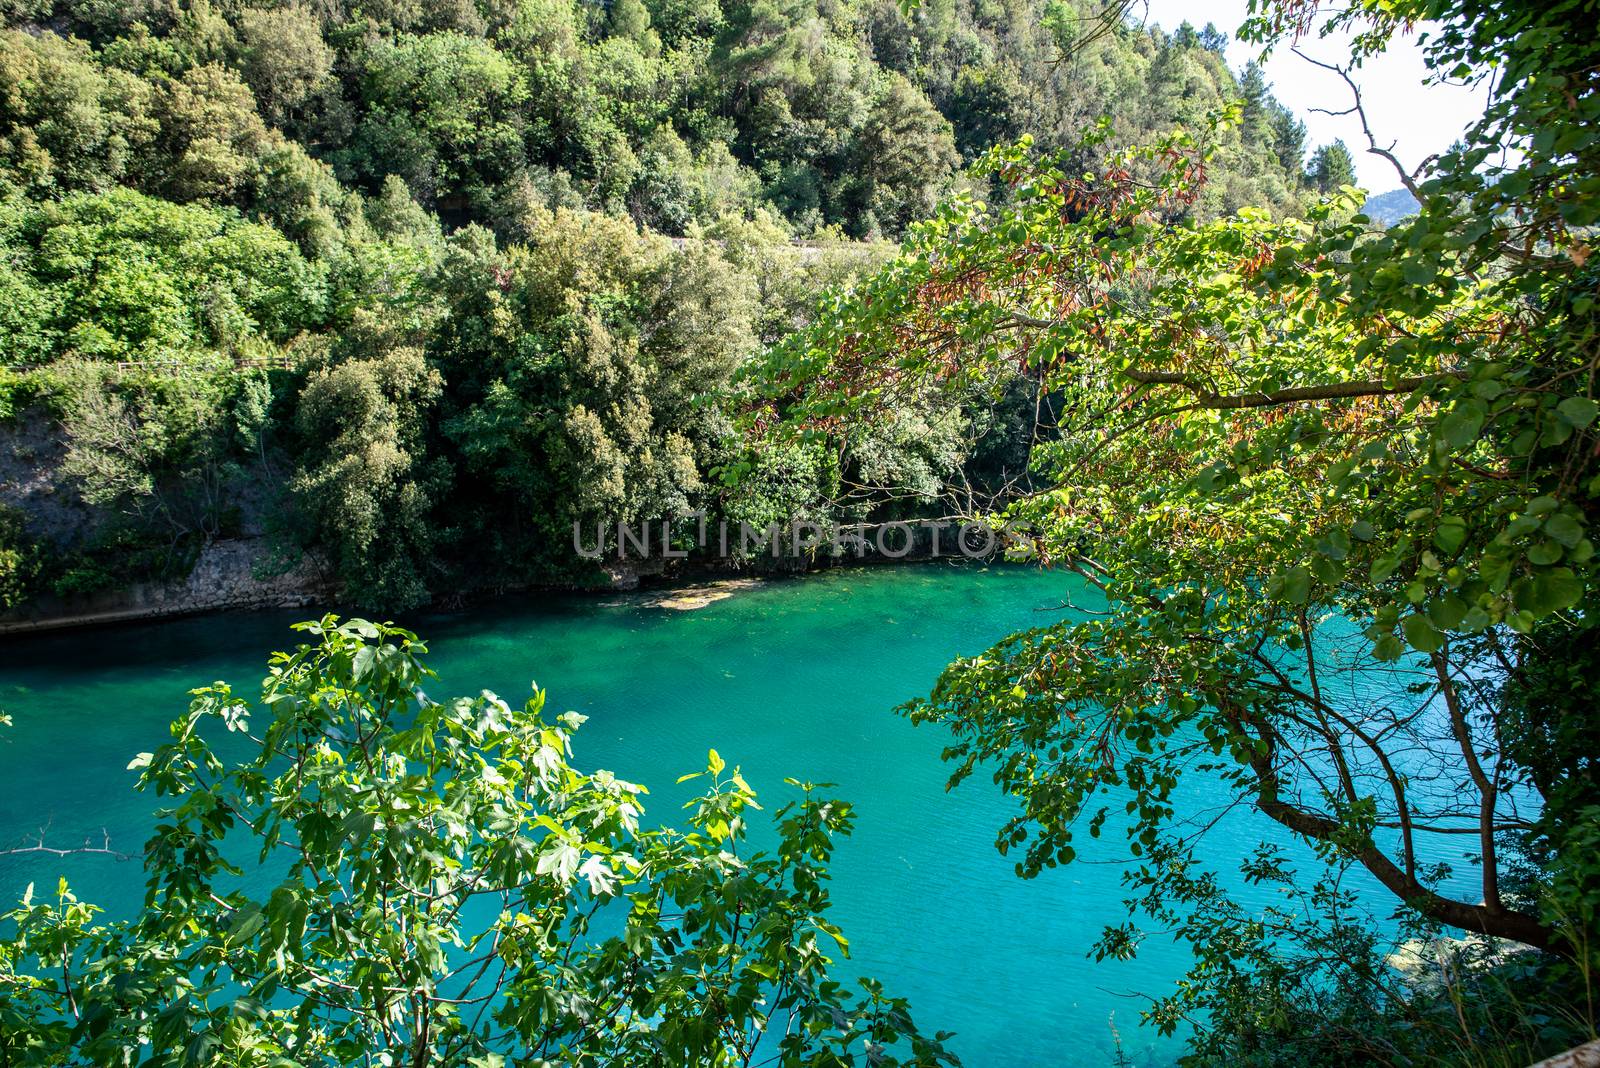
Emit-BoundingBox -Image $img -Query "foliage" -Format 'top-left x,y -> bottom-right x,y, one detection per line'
1307,138 -> 1354,193
47,360 -> 272,542
0,188 -> 324,367
757,0 -> 1600,1058
1098,836 -> 1596,1067
0,503 -> 40,609
349,31 -> 530,218
288,329 -> 445,611
424,211 -> 754,587
233,6 -> 334,129
0,616 -> 956,1066
0,29 -> 155,198
0,0 -> 1321,238
45,522 -> 204,597
0,0 -> 1345,609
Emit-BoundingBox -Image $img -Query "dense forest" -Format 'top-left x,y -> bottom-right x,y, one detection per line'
0,0 -> 1335,612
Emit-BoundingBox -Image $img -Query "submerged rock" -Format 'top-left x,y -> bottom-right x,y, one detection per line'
638,578 -> 763,610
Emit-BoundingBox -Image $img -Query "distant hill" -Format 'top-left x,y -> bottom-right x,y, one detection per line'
1363,188 -> 1421,226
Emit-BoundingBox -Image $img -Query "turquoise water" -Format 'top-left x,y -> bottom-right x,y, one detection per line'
0,566 -> 1474,1064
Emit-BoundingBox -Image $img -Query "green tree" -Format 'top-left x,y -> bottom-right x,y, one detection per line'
148,62 -> 272,203
0,30 -> 155,196
1307,138 -> 1356,192
46,361 -> 269,587
233,5 -> 334,128
0,505 -> 40,609
430,211 -> 754,578
0,187 -> 324,365
351,31 -> 530,215
288,327 -> 445,611
758,0 -> 1600,1057
842,72 -> 958,237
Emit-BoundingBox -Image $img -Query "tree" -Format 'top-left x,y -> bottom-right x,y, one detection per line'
843,73 -> 959,237
288,328 -> 444,611
0,505 -> 40,609
756,0 -> 1600,1052
12,0 -> 1321,239
0,29 -> 155,196
233,5 -> 334,128
0,0 -> 1331,614
0,187 -> 324,364
42,358 -> 274,596
1307,138 -> 1355,192
56,365 -> 234,539
429,211 -> 755,579
0,616 -> 958,1065
351,31 -> 530,215
150,63 -> 272,203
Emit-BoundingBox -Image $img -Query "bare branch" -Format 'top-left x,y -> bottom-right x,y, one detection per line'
1293,47 -> 1425,199
0,828 -> 134,861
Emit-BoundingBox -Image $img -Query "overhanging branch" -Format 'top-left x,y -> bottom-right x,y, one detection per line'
1121,369 -> 1445,409
1233,708 -> 1558,953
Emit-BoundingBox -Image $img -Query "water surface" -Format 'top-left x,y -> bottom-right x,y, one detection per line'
0,565 -> 1476,1065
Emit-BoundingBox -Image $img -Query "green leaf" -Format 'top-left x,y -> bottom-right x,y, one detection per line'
1479,553 -> 1512,592
1432,516 -> 1468,555
1371,553 -> 1402,584
1401,614 -> 1445,653
1402,259 -> 1436,285
1426,594 -> 1468,630
1528,541 -> 1564,565
1372,633 -> 1406,662
1557,396 -> 1599,428
351,645 -> 376,683
1273,566 -> 1312,605
1544,513 -> 1584,548
224,904 -> 266,947
1437,402 -> 1486,449
1512,568 -> 1583,617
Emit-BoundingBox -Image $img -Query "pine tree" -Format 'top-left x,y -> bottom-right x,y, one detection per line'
1308,139 -> 1356,192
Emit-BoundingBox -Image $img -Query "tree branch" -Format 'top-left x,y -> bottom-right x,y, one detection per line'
0,828 -> 134,861
1293,47 -> 1425,200
1121,369 -> 1446,408
1235,707 -> 1555,953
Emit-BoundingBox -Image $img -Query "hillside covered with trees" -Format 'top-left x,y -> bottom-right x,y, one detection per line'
0,0 -> 1331,613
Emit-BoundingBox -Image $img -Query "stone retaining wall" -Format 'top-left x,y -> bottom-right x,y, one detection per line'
0,538 -> 323,635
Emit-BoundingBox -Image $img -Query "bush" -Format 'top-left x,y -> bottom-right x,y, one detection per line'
0,617 -> 958,1066
0,504 -> 40,610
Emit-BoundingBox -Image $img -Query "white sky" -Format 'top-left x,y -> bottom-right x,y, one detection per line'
1139,0 -> 1495,192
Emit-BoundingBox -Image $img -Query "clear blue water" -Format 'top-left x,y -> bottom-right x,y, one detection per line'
0,565 -> 1481,1065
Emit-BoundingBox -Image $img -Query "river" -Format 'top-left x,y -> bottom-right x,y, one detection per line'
0,565 -> 1462,1065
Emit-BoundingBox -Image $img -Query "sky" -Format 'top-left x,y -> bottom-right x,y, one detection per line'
1138,0 -> 1495,193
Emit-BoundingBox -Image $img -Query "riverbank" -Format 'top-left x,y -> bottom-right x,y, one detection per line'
0,538 -> 324,636
0,534 -> 983,636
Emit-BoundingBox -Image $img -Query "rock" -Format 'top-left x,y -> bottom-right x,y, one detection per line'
636,578 -> 763,610
1531,1039 -> 1600,1068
